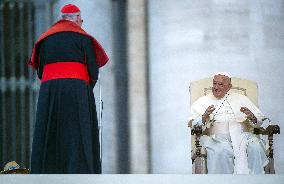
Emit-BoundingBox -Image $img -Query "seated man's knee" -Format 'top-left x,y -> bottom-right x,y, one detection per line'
246,140 -> 267,174
215,143 -> 233,159
207,143 -> 234,173
247,141 -> 263,156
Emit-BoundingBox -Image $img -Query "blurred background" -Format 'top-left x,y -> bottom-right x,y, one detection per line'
0,0 -> 283,174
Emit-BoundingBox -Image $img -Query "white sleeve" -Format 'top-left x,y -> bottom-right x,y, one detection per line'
192,115 -> 203,126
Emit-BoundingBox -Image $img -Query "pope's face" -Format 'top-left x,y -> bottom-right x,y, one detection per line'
212,75 -> 232,99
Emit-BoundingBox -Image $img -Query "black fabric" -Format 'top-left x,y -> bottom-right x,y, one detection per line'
37,32 -> 99,85
31,79 -> 101,174
31,31 -> 101,174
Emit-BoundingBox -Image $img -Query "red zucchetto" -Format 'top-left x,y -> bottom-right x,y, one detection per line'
61,4 -> 80,13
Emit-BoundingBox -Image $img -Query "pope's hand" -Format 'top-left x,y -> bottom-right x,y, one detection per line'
240,107 -> 257,124
202,105 -> 215,123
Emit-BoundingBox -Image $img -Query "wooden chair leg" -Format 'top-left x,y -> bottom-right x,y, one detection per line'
192,125 -> 207,174
193,156 -> 207,174
255,125 -> 280,174
264,158 -> 275,174
265,133 -> 276,174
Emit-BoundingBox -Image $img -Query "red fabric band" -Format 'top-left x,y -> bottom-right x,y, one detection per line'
41,62 -> 90,83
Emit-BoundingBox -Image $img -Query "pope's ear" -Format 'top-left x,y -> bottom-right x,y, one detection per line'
229,83 -> 232,89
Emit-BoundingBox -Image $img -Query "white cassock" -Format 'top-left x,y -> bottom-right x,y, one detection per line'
191,92 -> 268,174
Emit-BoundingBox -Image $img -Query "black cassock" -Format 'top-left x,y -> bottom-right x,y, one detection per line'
31,32 -> 101,174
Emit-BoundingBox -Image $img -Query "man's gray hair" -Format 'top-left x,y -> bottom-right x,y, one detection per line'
61,12 -> 80,21
214,72 -> 232,83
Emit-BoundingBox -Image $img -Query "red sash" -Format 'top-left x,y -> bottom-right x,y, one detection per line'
41,62 -> 90,83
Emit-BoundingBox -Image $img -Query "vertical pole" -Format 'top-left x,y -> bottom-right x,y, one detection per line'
127,0 -> 150,173
98,73 -> 102,163
112,0 -> 130,173
19,1 -> 26,167
0,1 -> 6,166
27,2 -> 34,167
9,1 -> 17,162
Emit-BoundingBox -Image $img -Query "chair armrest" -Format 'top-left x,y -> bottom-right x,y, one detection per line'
191,125 -> 203,136
254,125 -> 280,135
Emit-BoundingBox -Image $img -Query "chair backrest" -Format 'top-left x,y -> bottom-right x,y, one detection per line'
189,77 -> 259,106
